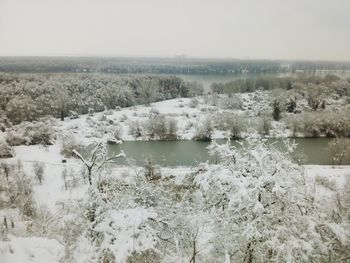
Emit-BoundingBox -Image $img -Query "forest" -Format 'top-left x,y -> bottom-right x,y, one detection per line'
1,57 -> 350,74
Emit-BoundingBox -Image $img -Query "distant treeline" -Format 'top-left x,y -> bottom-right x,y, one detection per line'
0,57 -> 284,74
1,57 -> 350,75
211,74 -> 350,94
0,73 -> 203,125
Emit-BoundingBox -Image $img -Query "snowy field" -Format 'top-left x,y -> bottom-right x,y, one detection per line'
56,92 -> 289,145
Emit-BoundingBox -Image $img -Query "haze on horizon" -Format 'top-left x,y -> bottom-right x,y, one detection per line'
1,0 -> 350,61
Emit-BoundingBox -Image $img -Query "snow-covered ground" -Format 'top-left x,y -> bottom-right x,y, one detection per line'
58,97 -> 212,144
1,93 -> 349,262
7,144 -> 191,210
1,140 -> 349,263
56,92 -> 280,145
0,235 -> 64,263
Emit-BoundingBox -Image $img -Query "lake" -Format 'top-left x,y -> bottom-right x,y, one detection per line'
106,138 -> 348,166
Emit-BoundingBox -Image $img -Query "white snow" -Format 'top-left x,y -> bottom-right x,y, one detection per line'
0,235 -> 63,263
8,144 -> 88,211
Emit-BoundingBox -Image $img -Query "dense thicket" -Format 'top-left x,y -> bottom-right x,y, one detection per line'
0,73 -> 203,124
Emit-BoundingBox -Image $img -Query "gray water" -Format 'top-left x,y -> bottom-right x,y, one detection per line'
106,138 -> 348,167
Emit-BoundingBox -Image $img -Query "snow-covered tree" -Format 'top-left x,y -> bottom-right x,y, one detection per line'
327,137 -> 350,165
194,117 -> 214,141
138,78 -> 160,106
0,139 -> 14,158
192,136 -> 340,262
73,142 -> 125,186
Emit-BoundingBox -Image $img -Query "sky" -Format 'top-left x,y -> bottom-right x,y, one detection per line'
0,0 -> 350,61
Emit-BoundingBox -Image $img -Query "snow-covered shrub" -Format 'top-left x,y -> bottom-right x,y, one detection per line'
120,114 -> 128,122
33,161 -> 45,184
145,115 -> 166,139
95,175 -> 130,203
327,137 -> 350,165
128,120 -> 143,139
285,115 -> 303,137
5,94 -> 38,124
187,81 -> 204,97
97,248 -> 116,263
195,137 -> 341,262
59,216 -> 85,262
149,107 -> 160,116
0,139 -> 14,158
256,116 -> 272,136
0,165 -> 36,218
322,110 -> 350,137
92,208 -> 157,258
68,110 -> 79,119
145,115 -> 178,140
272,98 -> 282,121
28,123 -> 54,145
303,113 -> 322,137
88,108 -> 94,116
144,157 -> 161,181
62,166 -> 69,191
75,191 -> 158,263
315,175 -> 337,191
5,130 -> 27,146
219,95 -> 242,110
27,205 -> 59,237
214,113 -> 245,139
6,119 -> 55,146
295,111 -> 350,138
0,161 -> 11,180
189,98 -> 199,108
104,110 -> 114,116
227,117 -> 245,139
0,112 -> 12,132
98,114 -> 107,122
61,134 -> 84,157
286,97 -> 297,113
342,176 -> 350,215
126,249 -> 161,263
166,118 -> 178,140
110,125 -> 123,141
137,78 -> 160,105
209,93 -> 219,106
193,117 -> 214,141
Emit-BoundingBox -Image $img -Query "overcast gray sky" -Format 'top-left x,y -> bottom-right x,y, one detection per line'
1,0 -> 349,61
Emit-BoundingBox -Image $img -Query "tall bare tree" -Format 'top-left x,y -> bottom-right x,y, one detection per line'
73,142 -> 125,186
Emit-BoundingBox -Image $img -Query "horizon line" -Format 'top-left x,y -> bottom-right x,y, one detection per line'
1,55 -> 350,64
